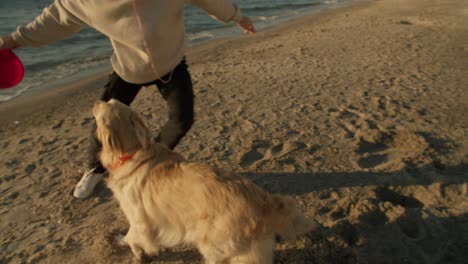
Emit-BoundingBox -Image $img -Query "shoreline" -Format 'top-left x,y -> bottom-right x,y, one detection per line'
0,0 -> 350,105
0,0 -> 361,125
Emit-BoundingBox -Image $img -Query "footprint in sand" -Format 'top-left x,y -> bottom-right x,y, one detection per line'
332,107 -> 375,139
336,221 -> 359,247
353,129 -> 429,170
2,141 -> 10,149
375,187 -> 424,209
356,139 -> 390,169
5,159 -> 20,168
358,210 -> 388,226
239,140 -> 306,167
18,138 -> 32,144
0,174 -> 16,185
397,212 -> 426,240
240,141 -> 270,167
333,108 -> 393,170
8,191 -> 19,200
25,163 -> 37,174
52,119 -> 64,130
42,137 -> 59,146
80,117 -> 93,126
375,187 -> 426,239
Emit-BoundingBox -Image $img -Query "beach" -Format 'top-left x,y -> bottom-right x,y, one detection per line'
1,0 -> 467,263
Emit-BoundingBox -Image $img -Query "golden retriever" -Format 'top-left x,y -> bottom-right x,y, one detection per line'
93,99 -> 318,263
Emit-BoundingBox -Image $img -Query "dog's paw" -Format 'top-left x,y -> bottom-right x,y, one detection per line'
129,243 -> 144,260
144,247 -> 161,257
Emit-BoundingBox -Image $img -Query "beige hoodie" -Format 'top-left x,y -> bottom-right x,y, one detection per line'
11,0 -> 242,83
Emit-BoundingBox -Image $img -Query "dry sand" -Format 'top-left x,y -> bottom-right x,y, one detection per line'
1,0 -> 467,263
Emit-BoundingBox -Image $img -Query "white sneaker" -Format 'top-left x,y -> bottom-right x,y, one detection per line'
73,168 -> 104,199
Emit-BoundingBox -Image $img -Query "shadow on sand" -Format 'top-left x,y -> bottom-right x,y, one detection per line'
96,163 -> 467,264
242,163 -> 467,264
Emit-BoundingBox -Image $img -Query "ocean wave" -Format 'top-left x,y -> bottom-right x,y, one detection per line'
0,84 -> 35,102
243,1 -> 324,13
24,53 -> 110,73
256,15 -> 280,21
188,31 -> 215,42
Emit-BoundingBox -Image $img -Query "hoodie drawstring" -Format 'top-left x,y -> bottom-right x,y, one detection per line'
131,0 -> 173,84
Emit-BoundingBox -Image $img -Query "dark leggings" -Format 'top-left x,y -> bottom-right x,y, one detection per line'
88,59 -> 194,173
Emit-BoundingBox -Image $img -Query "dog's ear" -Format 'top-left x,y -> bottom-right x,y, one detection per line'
96,123 -> 124,154
107,126 -> 124,153
131,112 -> 152,149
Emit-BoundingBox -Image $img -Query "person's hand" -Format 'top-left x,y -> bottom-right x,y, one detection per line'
0,35 -> 20,50
237,16 -> 256,34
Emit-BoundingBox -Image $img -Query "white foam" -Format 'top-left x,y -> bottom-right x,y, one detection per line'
188,31 -> 215,42
0,84 -> 33,102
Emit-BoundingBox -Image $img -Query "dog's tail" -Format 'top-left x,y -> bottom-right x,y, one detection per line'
268,194 -> 320,240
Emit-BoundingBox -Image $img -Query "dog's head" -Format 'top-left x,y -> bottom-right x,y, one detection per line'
93,99 -> 152,169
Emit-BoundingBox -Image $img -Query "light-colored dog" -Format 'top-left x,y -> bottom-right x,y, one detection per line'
93,99 -> 318,263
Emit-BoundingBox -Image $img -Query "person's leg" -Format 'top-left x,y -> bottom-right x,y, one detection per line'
87,72 -> 143,173
74,72 -> 142,199
154,60 -> 194,150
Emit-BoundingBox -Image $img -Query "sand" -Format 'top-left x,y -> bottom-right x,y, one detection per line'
1,0 -> 467,263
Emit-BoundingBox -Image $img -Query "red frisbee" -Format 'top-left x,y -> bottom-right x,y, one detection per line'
0,49 -> 25,89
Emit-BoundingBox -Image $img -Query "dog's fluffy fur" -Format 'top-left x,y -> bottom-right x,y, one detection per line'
93,99 -> 318,263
